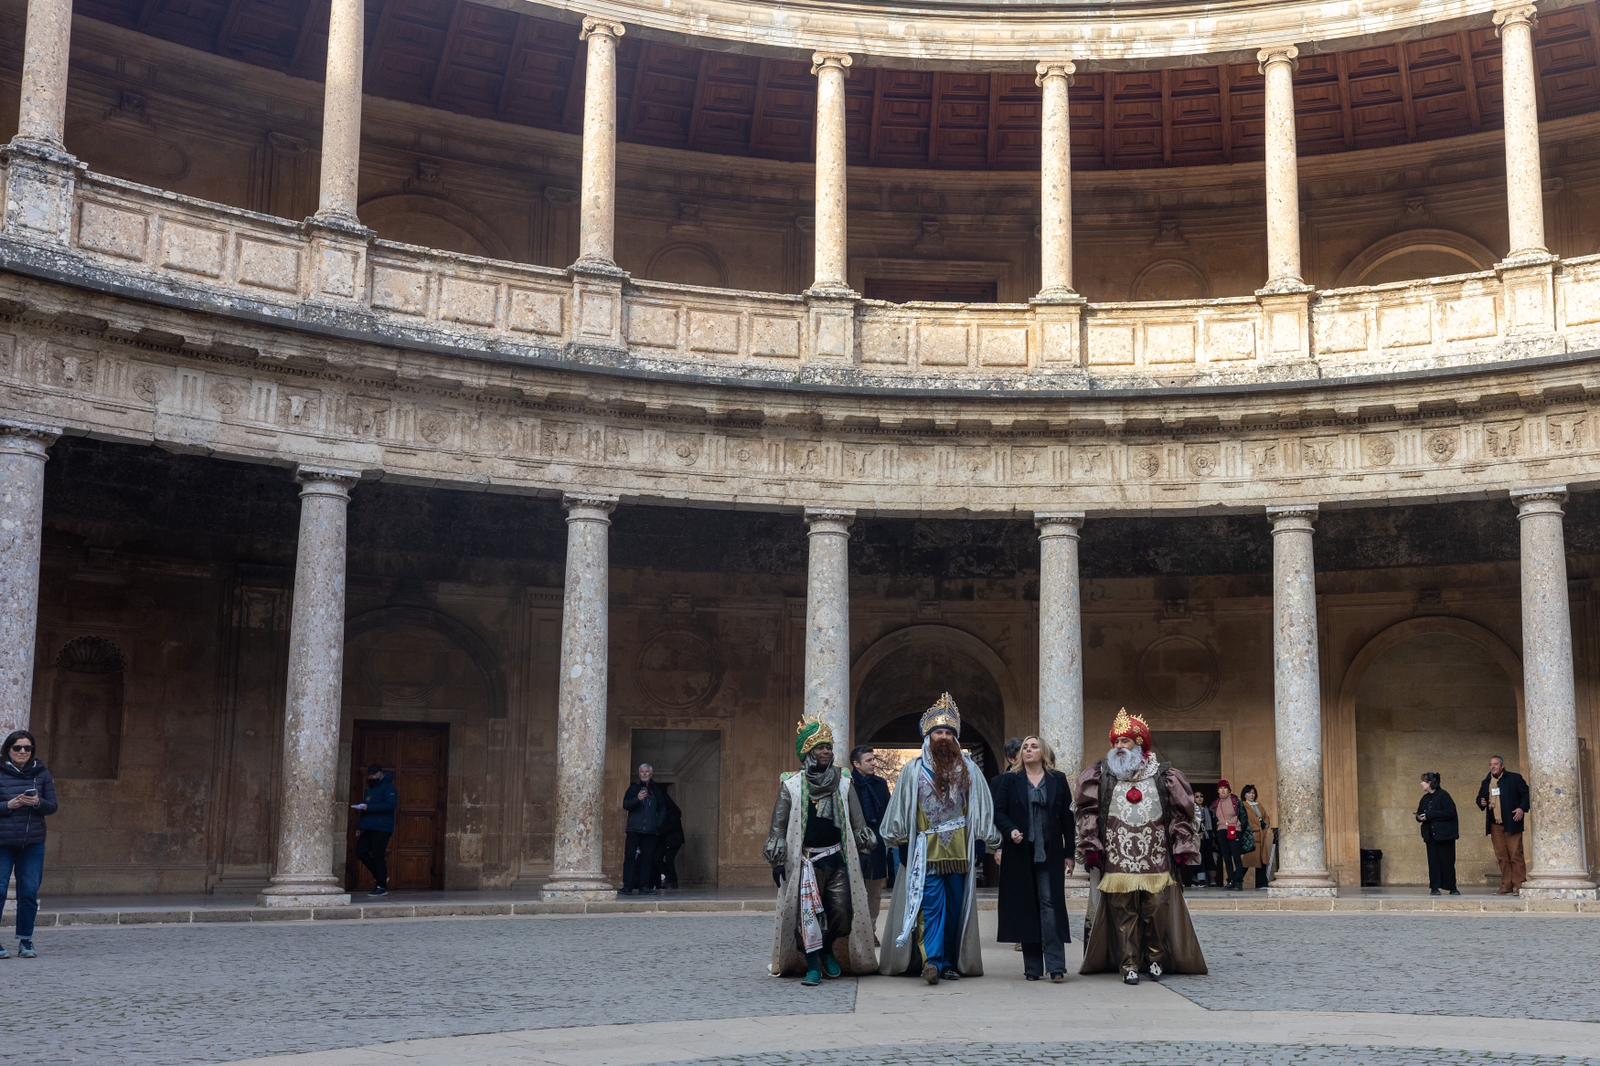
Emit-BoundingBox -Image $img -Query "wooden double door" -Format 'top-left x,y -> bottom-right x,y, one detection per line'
345,721 -> 449,892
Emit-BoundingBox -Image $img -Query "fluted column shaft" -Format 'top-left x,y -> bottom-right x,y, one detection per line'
803,508 -> 854,746
1035,62 -> 1077,299
1495,5 -> 1549,262
543,494 -> 619,899
1511,488 -> 1597,899
1267,504 -> 1336,895
0,422 -> 59,737
1258,46 -> 1304,292
259,467 -> 359,907
314,0 -> 365,226
12,0 -> 73,150
576,19 -> 625,269
809,52 -> 853,293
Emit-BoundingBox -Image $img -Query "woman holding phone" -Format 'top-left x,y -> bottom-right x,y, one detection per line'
1,729 -> 59,958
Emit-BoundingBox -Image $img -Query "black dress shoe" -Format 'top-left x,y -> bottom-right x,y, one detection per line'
940,968 -> 962,981
1122,970 -> 1140,986
1430,889 -> 1441,896
1448,889 -> 1461,895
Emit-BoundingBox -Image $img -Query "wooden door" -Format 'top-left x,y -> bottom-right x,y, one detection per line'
346,721 -> 449,891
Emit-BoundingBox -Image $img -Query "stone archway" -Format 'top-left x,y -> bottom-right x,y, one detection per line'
1330,617 -> 1522,887
1335,229 -> 1497,287
850,625 -> 1019,778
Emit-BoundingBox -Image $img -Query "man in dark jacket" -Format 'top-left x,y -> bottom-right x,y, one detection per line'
351,764 -> 398,896
621,763 -> 666,895
1474,754 -> 1531,894
655,787 -> 685,891
1,729 -> 60,959
850,745 -> 892,940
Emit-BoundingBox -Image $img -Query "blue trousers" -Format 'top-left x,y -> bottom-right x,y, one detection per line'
919,872 -> 967,971
0,842 -> 45,939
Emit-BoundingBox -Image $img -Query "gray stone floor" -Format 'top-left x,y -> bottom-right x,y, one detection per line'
13,915 -> 852,1065
664,1043 -> 1600,1066
1163,915 -> 1600,1022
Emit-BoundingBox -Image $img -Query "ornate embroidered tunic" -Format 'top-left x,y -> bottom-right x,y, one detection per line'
1076,755 -> 1200,896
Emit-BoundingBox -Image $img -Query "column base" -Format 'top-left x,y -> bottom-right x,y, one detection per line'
1268,875 -> 1338,898
541,875 -> 615,901
257,878 -> 351,908
1519,878 -> 1599,902
569,256 -> 629,279
0,138 -> 84,244
1030,287 -> 1083,305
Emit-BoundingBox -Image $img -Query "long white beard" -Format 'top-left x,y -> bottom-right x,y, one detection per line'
1106,747 -> 1148,780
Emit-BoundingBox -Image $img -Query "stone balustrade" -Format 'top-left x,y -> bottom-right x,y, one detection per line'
10,166 -> 1596,395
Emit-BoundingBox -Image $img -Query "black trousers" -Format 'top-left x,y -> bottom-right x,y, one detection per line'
1425,838 -> 1458,892
624,832 -> 659,892
657,843 -> 681,889
1214,832 -> 1244,886
356,830 -> 391,889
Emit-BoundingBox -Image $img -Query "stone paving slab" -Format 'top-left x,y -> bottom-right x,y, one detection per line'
660,1042 -> 1600,1066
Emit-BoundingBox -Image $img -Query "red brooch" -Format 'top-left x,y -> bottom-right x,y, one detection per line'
1126,787 -> 1143,804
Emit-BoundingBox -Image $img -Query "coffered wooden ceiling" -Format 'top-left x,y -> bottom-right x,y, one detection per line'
78,0 -> 1600,169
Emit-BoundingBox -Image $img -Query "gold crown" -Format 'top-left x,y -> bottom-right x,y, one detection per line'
795,717 -> 835,760
1109,706 -> 1152,745
919,691 -> 962,738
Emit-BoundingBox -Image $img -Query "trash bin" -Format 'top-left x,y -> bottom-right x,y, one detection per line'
1359,848 -> 1383,887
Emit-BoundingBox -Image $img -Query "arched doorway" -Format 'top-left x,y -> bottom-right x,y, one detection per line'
1344,618 -> 1521,887
851,625 -> 1016,781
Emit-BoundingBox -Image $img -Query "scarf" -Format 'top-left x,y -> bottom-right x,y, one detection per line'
802,760 -> 843,828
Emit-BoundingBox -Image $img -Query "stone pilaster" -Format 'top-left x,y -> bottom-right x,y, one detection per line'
1036,512 -> 1086,891
808,53 -> 853,296
543,493 -> 619,900
574,18 -> 626,272
1493,5 -> 1551,265
803,508 -> 854,746
1511,487 -> 1598,900
1034,62 -> 1078,301
1266,504 -> 1337,897
1257,45 -> 1307,294
312,0 -> 366,229
259,466 -> 360,908
0,421 -> 60,737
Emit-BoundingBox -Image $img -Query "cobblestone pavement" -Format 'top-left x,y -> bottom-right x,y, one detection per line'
664,1043 -> 1600,1066
19,915 -> 852,1065
1162,915 -> 1600,1021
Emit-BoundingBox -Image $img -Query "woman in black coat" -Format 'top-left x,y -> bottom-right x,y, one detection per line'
1,729 -> 59,959
992,735 -> 1075,982
1415,771 -> 1460,895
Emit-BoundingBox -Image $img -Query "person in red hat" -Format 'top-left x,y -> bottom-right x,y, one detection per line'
1075,708 -> 1208,985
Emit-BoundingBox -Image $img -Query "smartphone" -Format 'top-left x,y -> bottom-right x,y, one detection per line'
21,788 -> 38,798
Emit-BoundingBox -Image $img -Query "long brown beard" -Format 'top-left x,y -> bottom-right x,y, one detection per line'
929,735 -> 968,800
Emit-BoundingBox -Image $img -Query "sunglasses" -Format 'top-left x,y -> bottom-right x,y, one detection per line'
10,745 -> 33,752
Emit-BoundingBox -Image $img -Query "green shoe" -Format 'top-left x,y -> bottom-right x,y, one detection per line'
801,965 -> 822,987
821,953 -> 842,979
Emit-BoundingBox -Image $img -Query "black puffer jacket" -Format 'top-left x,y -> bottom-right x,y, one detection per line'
0,759 -> 59,848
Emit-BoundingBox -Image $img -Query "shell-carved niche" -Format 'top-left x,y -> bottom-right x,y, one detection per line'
48,636 -> 126,779
635,629 -> 722,710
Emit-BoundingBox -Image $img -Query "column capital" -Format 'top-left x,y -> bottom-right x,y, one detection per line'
1267,503 -> 1318,531
1257,44 -> 1300,74
294,465 -> 360,497
1493,3 -> 1538,33
804,507 -> 855,533
810,51 -> 853,76
580,16 -> 625,41
1034,60 -> 1077,87
0,420 -> 62,458
1512,485 -> 1567,516
1035,512 -> 1085,537
563,493 -> 619,520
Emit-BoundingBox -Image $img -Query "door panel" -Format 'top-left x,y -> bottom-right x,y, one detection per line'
346,721 -> 449,891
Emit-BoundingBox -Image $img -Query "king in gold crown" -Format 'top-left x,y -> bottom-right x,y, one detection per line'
919,691 -> 962,738
795,716 -> 835,761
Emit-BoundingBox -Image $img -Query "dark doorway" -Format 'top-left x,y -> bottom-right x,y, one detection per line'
630,729 -> 722,889
346,721 -> 449,891
864,278 -> 998,304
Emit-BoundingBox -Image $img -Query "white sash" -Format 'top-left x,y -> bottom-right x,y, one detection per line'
894,816 -> 968,948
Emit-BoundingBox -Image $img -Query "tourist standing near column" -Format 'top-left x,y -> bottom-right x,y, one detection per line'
993,736 -> 1076,983
1076,709 -> 1206,985
849,744 -> 892,939
1474,754 -> 1531,894
1415,772 -> 1461,896
350,763 -> 397,897
0,729 -> 57,960
878,693 -> 1000,984
620,763 -> 666,896
764,719 -> 877,986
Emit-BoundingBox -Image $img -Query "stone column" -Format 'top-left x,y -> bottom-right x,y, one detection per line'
11,0 -> 73,151
809,52 -> 853,294
1258,45 -> 1305,293
1266,504 -> 1336,896
543,494 -> 619,900
1035,62 -> 1077,300
575,18 -> 625,270
803,508 -> 854,746
2,0 -> 83,243
1511,487 -> 1598,899
0,422 -> 59,738
259,467 -> 359,907
313,0 -> 366,228
1035,513 -> 1084,783
1494,5 -> 1550,263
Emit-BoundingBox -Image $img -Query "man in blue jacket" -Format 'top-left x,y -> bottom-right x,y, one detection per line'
352,764 -> 399,896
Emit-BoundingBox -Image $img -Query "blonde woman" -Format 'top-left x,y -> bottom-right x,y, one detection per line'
992,736 -> 1076,982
